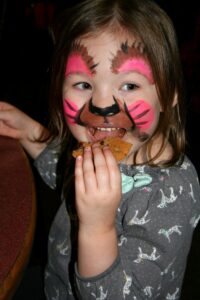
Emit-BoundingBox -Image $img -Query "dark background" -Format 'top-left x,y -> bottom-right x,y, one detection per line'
0,1 -> 199,299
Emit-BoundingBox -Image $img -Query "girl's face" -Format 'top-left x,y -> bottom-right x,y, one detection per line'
63,30 -> 162,160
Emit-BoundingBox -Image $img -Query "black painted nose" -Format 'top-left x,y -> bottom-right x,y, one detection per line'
89,97 -> 120,117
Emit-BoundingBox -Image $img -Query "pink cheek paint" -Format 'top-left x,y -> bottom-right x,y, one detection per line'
118,58 -> 154,84
127,100 -> 155,130
65,53 -> 92,77
63,98 -> 79,125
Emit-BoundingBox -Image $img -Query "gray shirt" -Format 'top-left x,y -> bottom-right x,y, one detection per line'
34,141 -> 200,299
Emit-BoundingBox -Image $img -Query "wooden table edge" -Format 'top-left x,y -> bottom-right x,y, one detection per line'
0,146 -> 37,300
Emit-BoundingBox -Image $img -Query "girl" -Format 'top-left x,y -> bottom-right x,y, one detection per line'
0,0 -> 200,299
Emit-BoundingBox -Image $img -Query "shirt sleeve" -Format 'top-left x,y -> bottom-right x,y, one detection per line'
34,139 -> 62,189
74,162 -> 200,299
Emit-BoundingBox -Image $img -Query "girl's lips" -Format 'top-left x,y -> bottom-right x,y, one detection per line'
87,126 -> 126,142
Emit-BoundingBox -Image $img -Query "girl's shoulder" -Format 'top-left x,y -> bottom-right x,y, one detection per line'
159,156 -> 200,189
119,155 -> 200,196
120,155 -> 199,181
119,156 -> 200,227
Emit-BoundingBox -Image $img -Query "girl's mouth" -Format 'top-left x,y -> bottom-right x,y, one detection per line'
87,126 -> 126,142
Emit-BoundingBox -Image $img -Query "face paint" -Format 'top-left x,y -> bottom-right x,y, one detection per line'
117,58 -> 154,83
126,100 -> 155,130
64,96 -> 154,130
88,97 -> 120,117
63,94 -> 155,145
65,54 -> 93,77
111,41 -> 154,83
63,98 -> 79,124
65,43 -> 97,77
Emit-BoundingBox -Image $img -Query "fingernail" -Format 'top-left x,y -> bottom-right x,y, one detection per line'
92,143 -> 99,149
76,155 -> 82,161
84,146 -> 91,151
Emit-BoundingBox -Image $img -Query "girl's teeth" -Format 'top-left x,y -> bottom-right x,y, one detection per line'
96,127 -> 119,131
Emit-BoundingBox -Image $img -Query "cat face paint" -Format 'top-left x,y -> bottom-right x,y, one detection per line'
63,98 -> 78,125
127,100 -> 154,130
65,43 -> 98,77
63,96 -> 155,142
63,32 -> 160,147
111,41 -> 154,84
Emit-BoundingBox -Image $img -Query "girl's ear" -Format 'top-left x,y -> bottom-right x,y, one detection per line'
172,92 -> 178,107
159,92 -> 177,112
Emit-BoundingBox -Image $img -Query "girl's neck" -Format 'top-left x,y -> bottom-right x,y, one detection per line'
126,135 -> 173,165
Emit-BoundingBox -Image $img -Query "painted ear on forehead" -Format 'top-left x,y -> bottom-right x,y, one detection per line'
111,41 -> 154,84
65,42 -> 98,76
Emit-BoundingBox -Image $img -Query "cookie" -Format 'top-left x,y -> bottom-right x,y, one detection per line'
72,137 -> 132,162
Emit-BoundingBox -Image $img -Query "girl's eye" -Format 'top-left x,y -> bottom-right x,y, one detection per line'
121,83 -> 139,91
73,82 -> 92,90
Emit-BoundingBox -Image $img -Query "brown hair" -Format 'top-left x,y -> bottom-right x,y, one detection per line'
48,0 -> 186,166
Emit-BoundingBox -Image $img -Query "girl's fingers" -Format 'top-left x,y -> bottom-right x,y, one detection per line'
93,145 -> 119,188
0,101 -> 13,110
75,155 -> 85,195
103,146 -> 121,189
82,146 -> 97,191
75,144 -> 120,193
0,122 -> 19,138
92,144 -> 112,189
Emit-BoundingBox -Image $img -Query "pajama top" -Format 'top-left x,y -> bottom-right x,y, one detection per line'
34,140 -> 200,300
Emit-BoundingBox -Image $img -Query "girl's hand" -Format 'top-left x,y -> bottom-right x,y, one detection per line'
0,101 -> 48,158
0,101 -> 37,140
75,144 -> 121,276
75,144 -> 121,235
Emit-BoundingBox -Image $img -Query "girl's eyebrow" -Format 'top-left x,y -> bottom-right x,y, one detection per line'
65,43 -> 98,76
111,41 -> 154,83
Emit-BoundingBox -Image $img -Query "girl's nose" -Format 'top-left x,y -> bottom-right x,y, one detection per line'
89,97 -> 120,117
